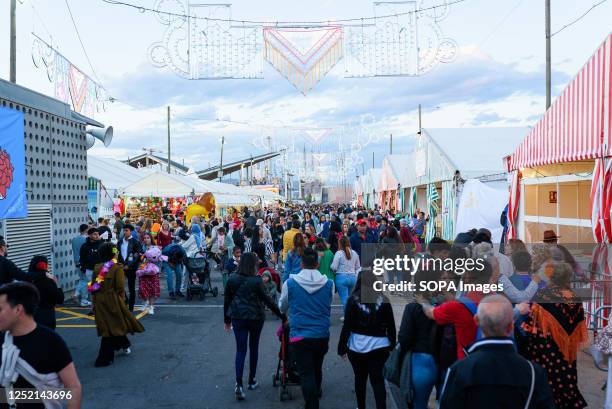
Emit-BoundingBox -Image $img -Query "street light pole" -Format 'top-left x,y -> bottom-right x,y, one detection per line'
219,136 -> 225,182
545,0 -> 551,109
167,106 -> 171,173
10,0 -> 16,83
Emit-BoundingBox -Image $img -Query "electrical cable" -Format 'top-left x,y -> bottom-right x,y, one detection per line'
100,0 -> 466,25
64,0 -> 103,84
551,0 -> 609,37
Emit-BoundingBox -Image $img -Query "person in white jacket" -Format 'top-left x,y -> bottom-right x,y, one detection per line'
331,236 -> 361,312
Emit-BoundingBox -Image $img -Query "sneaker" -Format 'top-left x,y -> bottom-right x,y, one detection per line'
247,380 -> 259,390
80,299 -> 92,307
118,347 -> 132,356
176,291 -> 185,298
340,316 -> 344,322
148,306 -> 155,315
169,292 -> 176,300
235,384 -> 246,400
142,301 -> 149,311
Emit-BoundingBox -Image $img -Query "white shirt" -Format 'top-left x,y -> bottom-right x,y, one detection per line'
120,238 -> 130,261
331,249 -> 361,274
348,334 -> 390,353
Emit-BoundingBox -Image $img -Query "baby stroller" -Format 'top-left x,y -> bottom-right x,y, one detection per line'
184,257 -> 218,300
258,266 -> 281,291
272,324 -> 300,401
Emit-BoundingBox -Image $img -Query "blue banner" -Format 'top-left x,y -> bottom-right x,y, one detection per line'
0,106 -> 27,219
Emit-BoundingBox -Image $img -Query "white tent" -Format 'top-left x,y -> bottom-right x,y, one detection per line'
119,171 -> 271,207
87,155 -> 149,191
378,155 -> 411,210
362,168 -> 382,209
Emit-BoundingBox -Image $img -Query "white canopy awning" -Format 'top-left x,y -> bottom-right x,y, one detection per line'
379,155 -> 410,192
119,171 -> 279,207
87,155 -> 149,191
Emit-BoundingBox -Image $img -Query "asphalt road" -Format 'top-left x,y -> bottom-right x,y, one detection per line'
57,278 -> 377,409
56,272 -> 607,409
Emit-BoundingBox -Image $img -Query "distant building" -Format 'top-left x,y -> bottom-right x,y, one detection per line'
125,153 -> 190,175
322,186 -> 353,204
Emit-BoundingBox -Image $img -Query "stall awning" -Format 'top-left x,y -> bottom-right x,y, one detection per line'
507,34 -> 612,171
379,155 -> 410,192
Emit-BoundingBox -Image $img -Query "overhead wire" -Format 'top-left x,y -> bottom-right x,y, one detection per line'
551,0 -> 609,37
100,0 -> 467,25
64,0 -> 103,85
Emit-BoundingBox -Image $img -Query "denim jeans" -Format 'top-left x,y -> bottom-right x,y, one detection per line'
335,273 -> 357,309
163,262 -> 183,294
411,352 -> 438,409
75,269 -> 92,302
232,319 -> 264,386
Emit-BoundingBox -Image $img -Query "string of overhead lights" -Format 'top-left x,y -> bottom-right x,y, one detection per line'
100,0 -> 466,25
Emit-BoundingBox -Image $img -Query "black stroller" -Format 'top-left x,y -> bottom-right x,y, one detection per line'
272,324 -> 300,401
184,257 -> 218,300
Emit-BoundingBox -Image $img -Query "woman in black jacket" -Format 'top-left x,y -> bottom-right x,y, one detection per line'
27,255 -> 64,329
338,272 -> 396,409
223,252 -> 286,401
398,267 -> 444,409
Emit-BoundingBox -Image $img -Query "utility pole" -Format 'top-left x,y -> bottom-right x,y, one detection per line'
167,106 -> 171,173
10,0 -> 16,83
545,0 -> 551,109
219,136 -> 225,182
372,152 -> 375,169
390,134 -> 393,154
418,104 -> 422,133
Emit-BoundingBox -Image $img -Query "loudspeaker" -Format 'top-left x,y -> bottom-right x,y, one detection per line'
86,126 -> 113,148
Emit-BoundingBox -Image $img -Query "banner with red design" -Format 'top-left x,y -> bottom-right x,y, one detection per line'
0,106 -> 27,219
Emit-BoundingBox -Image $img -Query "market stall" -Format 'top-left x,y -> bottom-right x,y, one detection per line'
378,154 -> 410,212
87,155 -> 150,219
119,171 -> 266,217
505,33 -> 612,245
361,168 -> 382,210
403,127 -> 527,241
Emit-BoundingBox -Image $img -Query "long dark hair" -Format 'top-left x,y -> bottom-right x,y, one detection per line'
238,252 -> 259,276
251,226 -> 266,262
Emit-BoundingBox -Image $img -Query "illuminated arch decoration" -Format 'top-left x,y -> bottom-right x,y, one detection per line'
344,0 -> 457,77
263,26 -> 343,95
148,1 -> 459,92
31,34 -> 108,116
149,1 -> 263,79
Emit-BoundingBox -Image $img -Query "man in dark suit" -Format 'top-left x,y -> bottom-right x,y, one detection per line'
116,224 -> 142,312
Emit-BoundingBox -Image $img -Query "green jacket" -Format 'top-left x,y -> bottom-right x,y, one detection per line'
317,249 -> 335,280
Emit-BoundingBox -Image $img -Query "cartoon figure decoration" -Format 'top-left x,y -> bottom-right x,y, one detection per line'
136,247 -> 167,278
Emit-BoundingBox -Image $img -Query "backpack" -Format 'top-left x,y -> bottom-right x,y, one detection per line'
431,297 -> 482,370
456,296 -> 482,342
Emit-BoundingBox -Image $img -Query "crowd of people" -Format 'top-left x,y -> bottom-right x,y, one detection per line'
0,201 -> 603,409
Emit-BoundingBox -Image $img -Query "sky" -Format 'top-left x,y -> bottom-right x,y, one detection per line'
1,0 -> 611,184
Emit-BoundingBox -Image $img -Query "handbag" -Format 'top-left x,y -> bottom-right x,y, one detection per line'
383,343 -> 404,386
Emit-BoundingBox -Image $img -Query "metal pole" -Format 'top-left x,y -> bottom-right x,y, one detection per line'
10,0 -> 16,83
545,0 -> 551,109
219,136 -> 225,182
390,134 -> 393,155
418,104 -> 422,133
167,106 -> 171,173
372,152 -> 374,169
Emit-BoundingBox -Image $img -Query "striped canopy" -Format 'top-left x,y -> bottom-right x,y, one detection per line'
507,34 -> 612,171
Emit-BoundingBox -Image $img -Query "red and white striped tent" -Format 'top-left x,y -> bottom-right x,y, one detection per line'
506,33 -> 612,244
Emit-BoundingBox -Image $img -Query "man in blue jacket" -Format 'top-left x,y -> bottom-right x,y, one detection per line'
279,248 -> 334,409
349,219 -> 377,260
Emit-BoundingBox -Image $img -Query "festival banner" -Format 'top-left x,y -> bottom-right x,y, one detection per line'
0,106 -> 28,219
264,26 -> 343,95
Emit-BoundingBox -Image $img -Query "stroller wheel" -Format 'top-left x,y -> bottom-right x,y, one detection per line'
199,292 -> 205,301
212,287 -> 219,297
272,373 -> 280,387
279,386 -> 291,401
